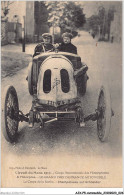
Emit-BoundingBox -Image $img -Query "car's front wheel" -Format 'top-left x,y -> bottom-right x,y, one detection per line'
2,85 -> 19,142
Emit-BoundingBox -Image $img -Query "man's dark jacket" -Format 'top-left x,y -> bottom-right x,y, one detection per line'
58,42 -> 77,54
33,43 -> 54,57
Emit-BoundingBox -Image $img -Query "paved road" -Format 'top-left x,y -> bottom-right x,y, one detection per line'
1,31 -> 122,188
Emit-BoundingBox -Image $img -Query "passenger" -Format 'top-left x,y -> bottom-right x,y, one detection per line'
33,33 -> 54,57
57,32 -> 77,54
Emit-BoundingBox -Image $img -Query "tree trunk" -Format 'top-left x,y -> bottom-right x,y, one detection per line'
107,21 -> 111,41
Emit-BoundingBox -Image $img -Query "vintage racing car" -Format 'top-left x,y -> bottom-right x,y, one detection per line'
2,51 -> 114,143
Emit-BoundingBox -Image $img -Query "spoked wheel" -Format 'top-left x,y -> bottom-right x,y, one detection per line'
97,86 -> 112,142
2,85 -> 19,143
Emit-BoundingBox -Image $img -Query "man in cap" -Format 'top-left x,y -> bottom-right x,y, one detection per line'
33,33 -> 54,57
57,32 -> 77,54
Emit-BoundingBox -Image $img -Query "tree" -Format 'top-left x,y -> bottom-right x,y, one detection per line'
88,2 -> 116,41
45,2 -> 86,33
88,15 -> 100,35
98,5 -> 115,41
62,2 -> 86,30
1,1 -> 14,18
107,7 -> 115,40
98,6 -> 106,38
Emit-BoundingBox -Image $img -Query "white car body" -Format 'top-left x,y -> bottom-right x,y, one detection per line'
37,54 -> 77,107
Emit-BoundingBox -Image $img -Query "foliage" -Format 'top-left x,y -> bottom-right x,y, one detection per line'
98,6 -> 105,22
1,1 -> 14,17
108,8 -> 115,22
45,2 -> 86,32
88,15 -> 100,34
88,4 -> 116,41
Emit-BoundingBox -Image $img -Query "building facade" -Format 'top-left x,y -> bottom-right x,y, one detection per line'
26,1 -> 49,42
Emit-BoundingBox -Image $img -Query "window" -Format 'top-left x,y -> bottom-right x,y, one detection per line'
43,69 -> 51,93
60,69 -> 70,93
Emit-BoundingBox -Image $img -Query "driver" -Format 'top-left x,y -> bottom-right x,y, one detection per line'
33,33 -> 54,57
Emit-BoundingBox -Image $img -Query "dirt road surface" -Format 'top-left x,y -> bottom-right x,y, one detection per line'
1,31 -> 122,188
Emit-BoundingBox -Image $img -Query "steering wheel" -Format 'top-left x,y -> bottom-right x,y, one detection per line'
46,48 -> 54,53
35,47 -> 55,56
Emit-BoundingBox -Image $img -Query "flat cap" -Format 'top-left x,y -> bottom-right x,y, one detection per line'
62,32 -> 73,39
42,33 -> 52,38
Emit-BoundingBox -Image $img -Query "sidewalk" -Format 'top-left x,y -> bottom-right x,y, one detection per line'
1,43 -> 34,79
1,43 -> 37,55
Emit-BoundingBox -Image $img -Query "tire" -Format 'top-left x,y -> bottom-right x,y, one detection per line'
97,85 -> 111,142
2,85 -> 19,143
